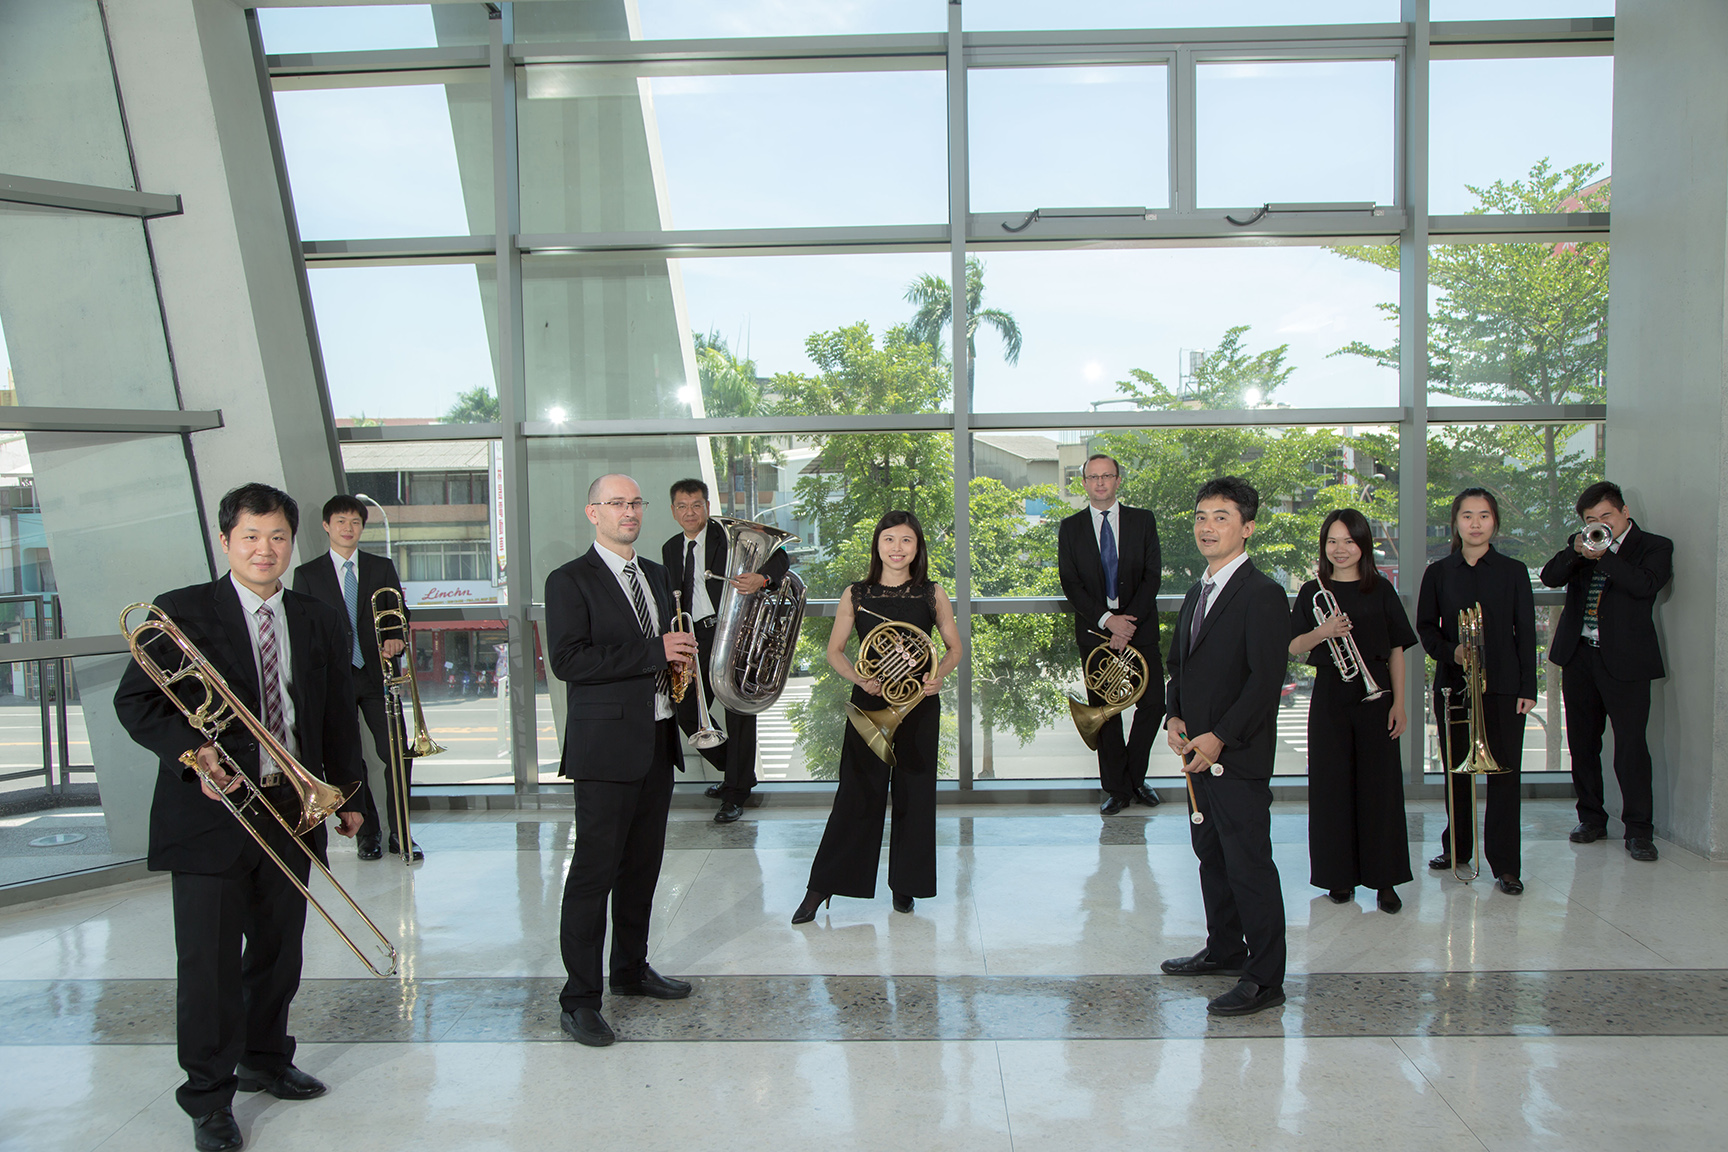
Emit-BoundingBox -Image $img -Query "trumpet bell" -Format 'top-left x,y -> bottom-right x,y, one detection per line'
845,701 -> 902,767
692,726 -> 726,750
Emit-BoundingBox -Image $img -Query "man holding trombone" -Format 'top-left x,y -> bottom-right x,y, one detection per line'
115,483 -> 366,1152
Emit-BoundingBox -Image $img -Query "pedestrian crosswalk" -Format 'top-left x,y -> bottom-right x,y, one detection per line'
1277,705 -> 1310,758
754,680 -> 809,779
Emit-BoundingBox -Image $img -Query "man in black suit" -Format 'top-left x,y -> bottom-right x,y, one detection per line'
549,473 -> 700,1047
662,478 -> 791,824
1057,453 -> 1165,815
1540,480 -> 1674,862
114,483 -> 365,1152
291,495 -> 418,861
1159,476 -> 1290,1017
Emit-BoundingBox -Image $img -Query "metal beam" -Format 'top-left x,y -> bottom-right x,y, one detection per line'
969,208 -> 1404,247
303,236 -> 497,263
0,637 -> 129,663
522,414 -> 955,437
1431,17 -> 1613,59
972,408 -> 1405,430
267,45 -> 489,77
337,422 -> 504,441
511,32 -> 945,66
0,173 -> 181,219
1429,212 -> 1609,243
1427,404 -> 1606,424
1397,0 -> 1430,791
0,408 -> 224,434
518,224 -> 948,258
947,0 -> 973,789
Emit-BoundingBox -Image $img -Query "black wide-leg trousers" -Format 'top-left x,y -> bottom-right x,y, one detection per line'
808,696 -> 939,900
1306,676 -> 1412,890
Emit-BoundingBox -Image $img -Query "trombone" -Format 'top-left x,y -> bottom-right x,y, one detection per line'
371,588 -> 444,866
1439,603 -> 1510,883
120,603 -> 398,977
670,590 -> 726,750
845,605 -> 937,767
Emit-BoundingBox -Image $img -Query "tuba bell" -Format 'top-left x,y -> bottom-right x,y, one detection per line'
1067,630 -> 1149,750
705,516 -> 807,715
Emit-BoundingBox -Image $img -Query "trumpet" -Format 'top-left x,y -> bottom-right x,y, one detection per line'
845,605 -> 937,767
371,588 -> 444,866
1440,603 -> 1510,883
1067,630 -> 1149,750
120,603 -> 398,977
671,590 -> 725,750
1581,521 -> 1614,550
1312,588 -> 1387,703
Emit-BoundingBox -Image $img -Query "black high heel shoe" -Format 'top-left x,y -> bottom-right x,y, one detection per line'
792,889 -> 830,924
892,893 -> 914,914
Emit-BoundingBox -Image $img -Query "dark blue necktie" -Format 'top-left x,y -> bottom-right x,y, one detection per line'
1100,511 -> 1119,599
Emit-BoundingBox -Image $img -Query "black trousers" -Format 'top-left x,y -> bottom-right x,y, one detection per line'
169,828 -> 312,1117
1306,675 -> 1412,890
675,620 -> 759,803
353,680 -> 412,841
1435,689 -> 1525,878
1562,644 -> 1655,840
1080,634 -> 1164,801
558,719 -> 676,1012
808,695 -> 938,900
1189,773 -> 1286,989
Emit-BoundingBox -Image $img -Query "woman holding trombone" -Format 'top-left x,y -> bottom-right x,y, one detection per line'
1290,509 -> 1419,913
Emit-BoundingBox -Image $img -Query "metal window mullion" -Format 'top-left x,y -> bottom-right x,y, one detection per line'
1399,0 -> 1430,791
948,1 -> 973,790
1173,47 -> 1196,214
492,7 -> 537,796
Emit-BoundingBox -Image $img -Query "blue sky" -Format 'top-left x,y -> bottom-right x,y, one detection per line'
143,2 -> 1615,423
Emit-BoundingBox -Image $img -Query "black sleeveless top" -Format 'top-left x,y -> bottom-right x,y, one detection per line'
847,580 -> 938,709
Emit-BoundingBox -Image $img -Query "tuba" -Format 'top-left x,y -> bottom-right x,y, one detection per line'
1067,630 -> 1149,750
705,516 -> 808,715
371,588 -> 444,865
845,606 -> 937,768
120,603 -> 398,976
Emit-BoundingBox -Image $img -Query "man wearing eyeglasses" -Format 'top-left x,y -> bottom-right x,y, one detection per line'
546,474 -> 699,1047
1058,453 -> 1166,816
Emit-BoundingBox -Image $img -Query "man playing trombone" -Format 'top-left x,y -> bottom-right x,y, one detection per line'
115,484 -> 365,1152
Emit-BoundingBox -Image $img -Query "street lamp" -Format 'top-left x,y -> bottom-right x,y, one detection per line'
353,493 -> 392,562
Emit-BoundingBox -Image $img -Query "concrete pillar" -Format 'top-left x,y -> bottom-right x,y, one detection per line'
1606,0 -> 1728,858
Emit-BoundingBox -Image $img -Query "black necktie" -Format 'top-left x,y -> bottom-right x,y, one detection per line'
1188,580 -> 1214,654
683,538 -> 697,614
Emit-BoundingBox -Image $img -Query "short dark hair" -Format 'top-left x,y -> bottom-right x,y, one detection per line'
1318,507 -> 1377,591
1449,487 -> 1499,553
1083,453 -> 1120,476
1195,475 -> 1259,523
218,483 -> 299,538
1576,480 -> 1625,518
865,510 -> 929,587
669,478 -> 710,502
322,494 -> 368,524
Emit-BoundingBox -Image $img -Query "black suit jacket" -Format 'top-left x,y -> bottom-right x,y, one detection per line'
1164,558 -> 1290,780
1539,522 -> 1672,681
546,546 -> 686,782
113,576 -> 365,874
1057,503 -> 1164,679
291,549 -> 408,685
660,520 -> 792,618
1418,546 -> 1538,698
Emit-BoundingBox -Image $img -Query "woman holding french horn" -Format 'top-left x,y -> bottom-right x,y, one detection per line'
793,511 -> 962,924
1289,509 -> 1419,913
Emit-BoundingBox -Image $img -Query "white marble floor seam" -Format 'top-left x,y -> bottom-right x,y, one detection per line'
1390,1035 -> 1494,1152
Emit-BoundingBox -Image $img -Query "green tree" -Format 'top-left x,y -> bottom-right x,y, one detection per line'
441,386 -> 499,424
693,332 -> 781,517
905,256 -> 1023,414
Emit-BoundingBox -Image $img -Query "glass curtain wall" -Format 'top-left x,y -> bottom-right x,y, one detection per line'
260,1 -> 1608,793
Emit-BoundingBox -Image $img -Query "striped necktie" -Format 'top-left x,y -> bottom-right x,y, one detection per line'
624,561 -> 669,697
342,559 -> 363,668
255,604 -> 288,782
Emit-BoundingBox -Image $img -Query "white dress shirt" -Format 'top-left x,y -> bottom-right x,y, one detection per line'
1089,501 -> 1123,625
1194,550 -> 1252,628
229,572 -> 300,773
595,545 -> 676,721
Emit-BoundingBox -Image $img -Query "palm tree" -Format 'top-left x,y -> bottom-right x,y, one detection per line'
904,256 -> 1023,415
695,332 -> 781,517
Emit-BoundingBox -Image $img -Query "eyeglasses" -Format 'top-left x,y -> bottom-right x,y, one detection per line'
589,499 -> 648,511
1082,472 -> 1118,481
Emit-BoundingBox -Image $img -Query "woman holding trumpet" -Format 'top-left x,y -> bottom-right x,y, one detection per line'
1416,488 -> 1538,895
792,511 -> 961,924
1289,509 -> 1418,913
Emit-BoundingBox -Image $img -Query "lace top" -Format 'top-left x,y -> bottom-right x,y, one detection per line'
845,580 -> 938,706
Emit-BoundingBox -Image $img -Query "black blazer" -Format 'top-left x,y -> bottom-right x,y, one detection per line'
112,577 -> 364,875
1164,558 -> 1290,780
1417,546 -> 1538,698
546,545 -> 686,782
1057,503 -> 1164,674
291,549 -> 408,683
660,519 -> 791,618
1539,522 -> 1672,680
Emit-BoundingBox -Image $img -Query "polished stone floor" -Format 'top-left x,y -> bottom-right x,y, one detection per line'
2,798 -> 1724,1151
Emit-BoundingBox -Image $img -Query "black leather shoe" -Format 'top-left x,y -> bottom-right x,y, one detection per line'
1133,783 -> 1162,808
703,784 -> 724,800
1160,950 -> 1246,977
356,834 -> 382,861
1570,823 -> 1608,844
611,966 -> 692,999
386,836 -> 424,862
1325,888 -> 1353,904
1496,874 -> 1524,895
236,1064 -> 326,1100
1100,794 -> 1129,816
193,1106 -> 243,1151
1207,981 -> 1286,1016
792,889 -> 831,924
892,893 -> 914,914
714,802 -> 744,824
1377,887 -> 1402,914
1627,838 -> 1659,861
560,1008 -> 615,1047
1428,853 -> 1452,870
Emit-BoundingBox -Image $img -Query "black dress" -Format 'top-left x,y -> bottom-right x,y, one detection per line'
1416,547 -> 1538,879
1292,577 -> 1419,891
807,580 -> 940,901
